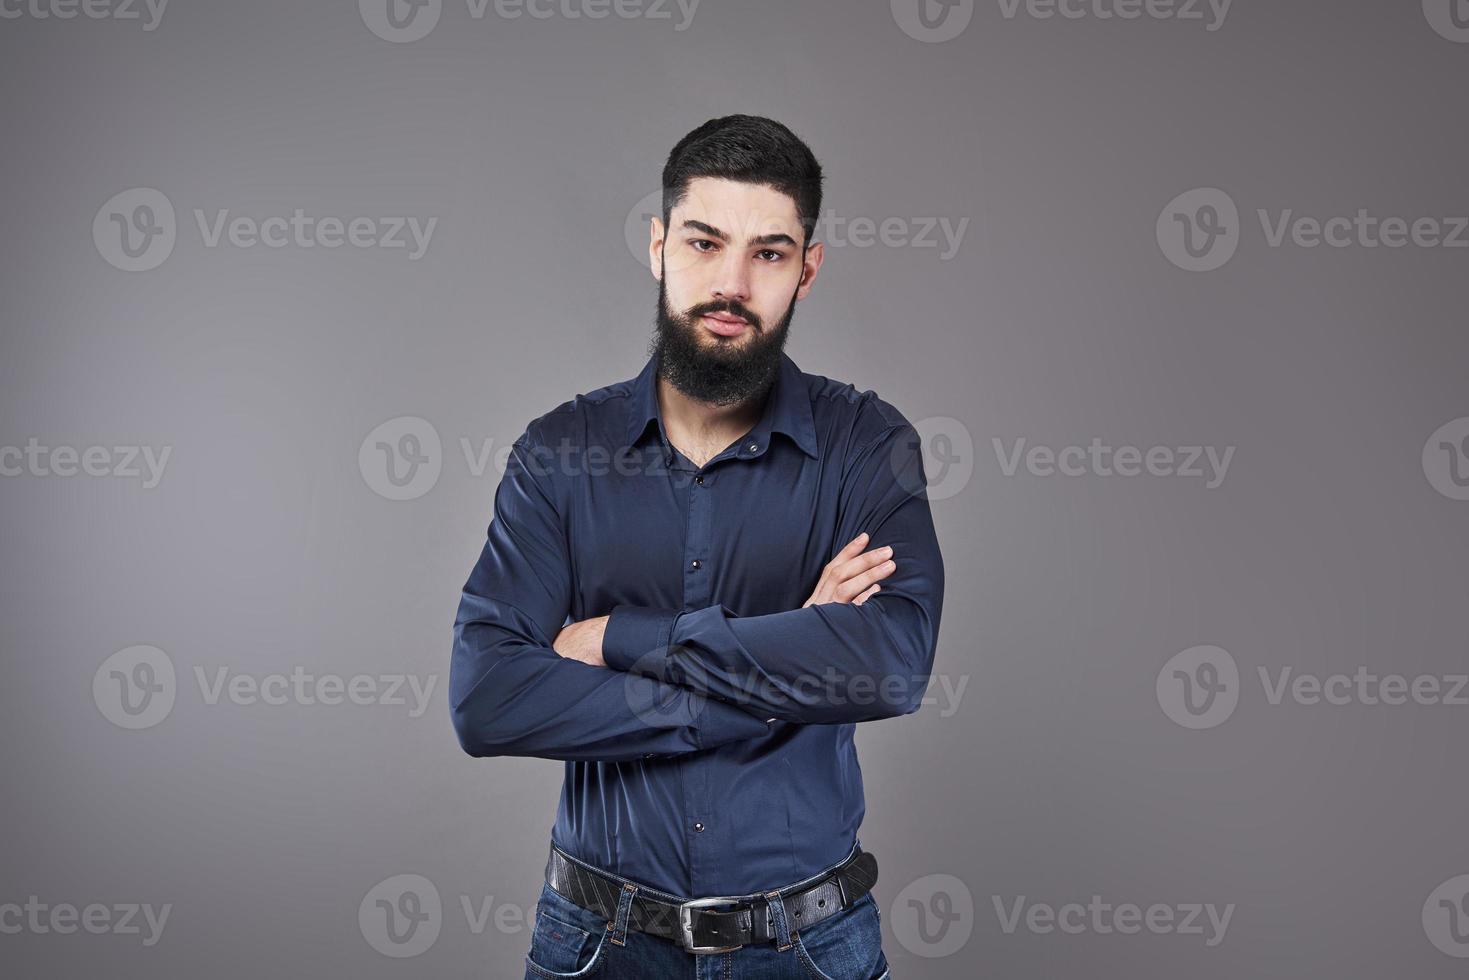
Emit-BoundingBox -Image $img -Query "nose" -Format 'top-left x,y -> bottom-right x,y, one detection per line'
710,251 -> 751,305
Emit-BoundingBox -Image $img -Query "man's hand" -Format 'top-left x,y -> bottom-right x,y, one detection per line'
553,615 -> 609,667
803,532 -> 896,608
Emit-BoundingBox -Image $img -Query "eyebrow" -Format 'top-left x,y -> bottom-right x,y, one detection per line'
681,219 -> 800,249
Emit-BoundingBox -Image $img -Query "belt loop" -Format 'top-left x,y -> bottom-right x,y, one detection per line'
608,882 -> 638,946
763,889 -> 796,950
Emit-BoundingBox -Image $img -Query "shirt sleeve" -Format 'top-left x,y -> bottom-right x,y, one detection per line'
602,422 -> 945,726
450,432 -> 772,762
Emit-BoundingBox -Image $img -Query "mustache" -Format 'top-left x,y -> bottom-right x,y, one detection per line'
687,300 -> 760,330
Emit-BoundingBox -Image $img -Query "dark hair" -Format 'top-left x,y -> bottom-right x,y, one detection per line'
661,115 -> 824,249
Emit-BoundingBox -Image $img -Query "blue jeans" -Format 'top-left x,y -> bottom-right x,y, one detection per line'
522,875 -> 892,979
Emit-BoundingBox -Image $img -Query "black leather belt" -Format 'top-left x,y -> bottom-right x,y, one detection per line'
543,842 -> 879,955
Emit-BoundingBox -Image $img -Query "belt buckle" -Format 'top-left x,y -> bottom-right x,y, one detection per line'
678,896 -> 745,954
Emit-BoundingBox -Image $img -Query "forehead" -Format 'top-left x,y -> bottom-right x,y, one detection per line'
672,177 -> 801,242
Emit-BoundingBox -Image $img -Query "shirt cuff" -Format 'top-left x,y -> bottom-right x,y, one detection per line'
603,604 -> 679,673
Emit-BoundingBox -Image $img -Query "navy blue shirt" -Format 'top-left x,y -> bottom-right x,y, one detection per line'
450,350 -> 945,897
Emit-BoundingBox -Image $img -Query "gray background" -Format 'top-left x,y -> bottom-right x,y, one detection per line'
2,0 -> 1467,976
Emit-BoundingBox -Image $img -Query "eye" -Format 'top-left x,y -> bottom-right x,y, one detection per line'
756,249 -> 785,263
689,239 -> 718,252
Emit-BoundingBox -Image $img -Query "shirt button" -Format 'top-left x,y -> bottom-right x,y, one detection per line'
694,822 -> 705,833
690,559 -> 701,569
695,475 -> 704,485
746,442 -> 759,453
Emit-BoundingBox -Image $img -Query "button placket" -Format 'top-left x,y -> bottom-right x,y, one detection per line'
681,461 -> 717,891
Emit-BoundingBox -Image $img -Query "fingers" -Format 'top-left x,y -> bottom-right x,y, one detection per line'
810,534 -> 897,608
834,556 -> 896,601
828,531 -> 869,567
833,544 -> 894,584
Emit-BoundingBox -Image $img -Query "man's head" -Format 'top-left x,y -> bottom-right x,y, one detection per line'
647,115 -> 825,406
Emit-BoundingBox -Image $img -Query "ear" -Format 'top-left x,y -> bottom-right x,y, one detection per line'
794,241 -> 825,300
648,216 -> 665,282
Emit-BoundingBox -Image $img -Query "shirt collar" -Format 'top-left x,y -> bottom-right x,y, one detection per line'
623,350 -> 820,461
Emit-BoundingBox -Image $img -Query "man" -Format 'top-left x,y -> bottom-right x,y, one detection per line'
450,114 -> 944,978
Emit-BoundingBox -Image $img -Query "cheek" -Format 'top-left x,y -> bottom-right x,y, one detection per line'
751,277 -> 800,321
662,268 -> 708,309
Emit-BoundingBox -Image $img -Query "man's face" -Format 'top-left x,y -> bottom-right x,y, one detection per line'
648,177 -> 824,405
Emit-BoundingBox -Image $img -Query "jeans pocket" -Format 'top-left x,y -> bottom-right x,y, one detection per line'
793,892 -> 886,980
524,886 -> 609,978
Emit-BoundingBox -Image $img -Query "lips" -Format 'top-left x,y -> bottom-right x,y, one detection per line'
700,313 -> 750,337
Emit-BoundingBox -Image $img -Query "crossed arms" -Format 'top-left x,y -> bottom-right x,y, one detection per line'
449,422 -> 944,763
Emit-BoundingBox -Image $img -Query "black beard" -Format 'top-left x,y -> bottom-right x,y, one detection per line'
649,266 -> 797,407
